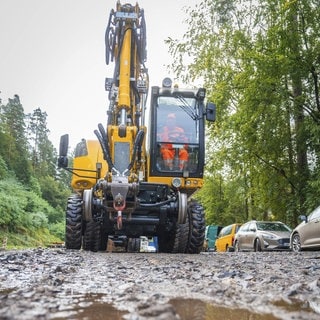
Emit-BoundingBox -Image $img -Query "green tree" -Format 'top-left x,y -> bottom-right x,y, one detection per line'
26,108 -> 57,178
1,95 -> 32,184
167,0 -> 320,226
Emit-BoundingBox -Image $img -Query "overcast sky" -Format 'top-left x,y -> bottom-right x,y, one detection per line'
0,0 -> 201,151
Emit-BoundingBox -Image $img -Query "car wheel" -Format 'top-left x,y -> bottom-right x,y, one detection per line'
234,241 -> 240,252
291,233 -> 302,252
254,238 -> 262,252
226,245 -> 234,252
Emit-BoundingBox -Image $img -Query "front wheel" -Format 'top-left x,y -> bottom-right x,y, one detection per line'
65,194 -> 83,250
234,241 -> 240,252
254,238 -> 262,252
291,233 -> 301,252
185,200 -> 206,254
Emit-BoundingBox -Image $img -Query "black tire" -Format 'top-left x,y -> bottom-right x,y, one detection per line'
291,233 -> 301,252
254,238 -> 262,252
234,241 -> 240,252
127,238 -> 140,252
65,194 -> 83,250
158,199 -> 189,254
83,219 -> 101,252
99,227 -> 108,251
158,220 -> 189,254
185,200 -> 206,254
172,220 -> 189,253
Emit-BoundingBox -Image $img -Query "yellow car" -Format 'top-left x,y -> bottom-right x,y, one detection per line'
215,223 -> 242,252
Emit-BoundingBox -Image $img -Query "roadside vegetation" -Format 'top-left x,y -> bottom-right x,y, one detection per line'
168,0 -> 320,228
0,96 -> 71,248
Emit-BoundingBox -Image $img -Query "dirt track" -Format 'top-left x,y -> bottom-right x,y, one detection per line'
1,248 -> 320,319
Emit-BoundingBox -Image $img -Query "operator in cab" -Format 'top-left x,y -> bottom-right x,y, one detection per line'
158,113 -> 189,170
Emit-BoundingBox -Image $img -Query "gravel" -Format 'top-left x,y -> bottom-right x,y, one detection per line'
1,248 -> 320,319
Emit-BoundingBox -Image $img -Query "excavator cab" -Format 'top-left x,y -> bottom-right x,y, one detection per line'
148,78 -> 215,195
150,89 -> 204,175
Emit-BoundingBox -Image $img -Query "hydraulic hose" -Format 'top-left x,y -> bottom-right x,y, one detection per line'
127,130 -> 145,171
94,125 -> 115,172
105,9 -> 115,65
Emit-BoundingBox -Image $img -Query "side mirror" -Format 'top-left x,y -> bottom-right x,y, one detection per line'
58,134 -> 69,168
299,215 -> 307,223
59,134 -> 69,156
206,102 -> 216,122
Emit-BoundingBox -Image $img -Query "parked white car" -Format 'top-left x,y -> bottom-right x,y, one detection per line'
290,205 -> 320,252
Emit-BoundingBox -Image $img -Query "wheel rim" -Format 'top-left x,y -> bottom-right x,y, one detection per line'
177,192 -> 187,224
83,189 -> 93,222
292,234 -> 301,252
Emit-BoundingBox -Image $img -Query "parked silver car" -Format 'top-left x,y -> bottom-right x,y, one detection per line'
234,220 -> 291,252
290,205 -> 320,252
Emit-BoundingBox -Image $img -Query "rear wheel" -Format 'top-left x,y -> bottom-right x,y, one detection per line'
158,220 -> 189,253
172,220 -> 189,253
185,200 -> 206,254
65,194 -> 83,250
127,238 -> 140,252
291,233 -> 301,252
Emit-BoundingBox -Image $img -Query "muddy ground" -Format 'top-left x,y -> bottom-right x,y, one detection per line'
1,248 -> 320,319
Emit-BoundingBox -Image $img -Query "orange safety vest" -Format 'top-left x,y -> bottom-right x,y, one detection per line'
159,126 -> 188,161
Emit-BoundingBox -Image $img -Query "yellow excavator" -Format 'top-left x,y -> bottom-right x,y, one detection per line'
58,1 -> 216,253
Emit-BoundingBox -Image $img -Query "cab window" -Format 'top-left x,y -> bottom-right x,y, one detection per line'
155,96 -> 200,172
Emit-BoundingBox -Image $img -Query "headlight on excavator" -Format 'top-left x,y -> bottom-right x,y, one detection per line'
76,181 -> 89,188
172,178 -> 182,188
162,77 -> 172,88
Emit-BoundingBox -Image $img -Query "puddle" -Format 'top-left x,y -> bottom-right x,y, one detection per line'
272,299 -> 313,313
34,292 -> 319,320
170,298 -> 278,320
50,294 -> 278,320
50,294 -> 127,320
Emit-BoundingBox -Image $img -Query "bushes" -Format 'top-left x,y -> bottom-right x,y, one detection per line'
0,177 -> 64,244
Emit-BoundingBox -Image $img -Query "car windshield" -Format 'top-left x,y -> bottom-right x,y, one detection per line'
256,222 -> 291,232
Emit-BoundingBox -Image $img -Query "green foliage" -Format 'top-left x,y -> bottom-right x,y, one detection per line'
0,94 -> 69,247
38,175 -> 68,223
0,177 -> 65,246
169,0 -> 320,227
48,221 -> 65,241
0,227 -> 62,249
0,179 -> 50,228
1,95 -> 32,184
0,155 -> 8,179
27,108 -> 57,178
0,192 -> 24,230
